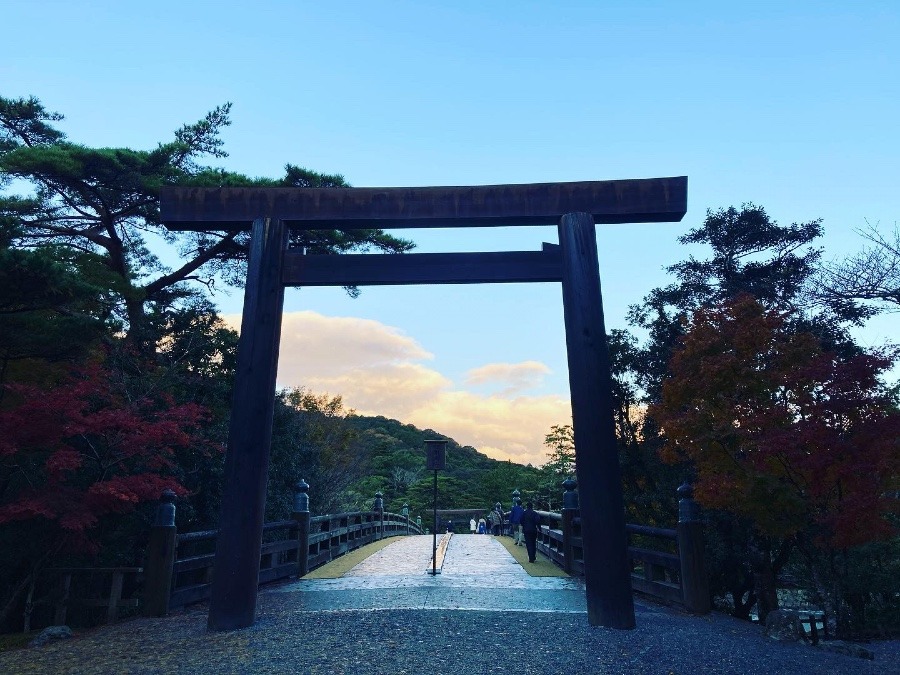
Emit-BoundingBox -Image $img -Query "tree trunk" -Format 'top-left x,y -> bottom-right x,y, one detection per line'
795,535 -> 847,640
123,295 -> 154,355
0,571 -> 35,632
749,537 -> 780,623
0,537 -> 68,631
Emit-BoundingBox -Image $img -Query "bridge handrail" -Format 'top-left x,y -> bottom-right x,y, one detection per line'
143,485 -> 708,618
172,513 -> 381,543
141,499 -> 423,616
626,523 -> 677,539
530,485 -> 710,615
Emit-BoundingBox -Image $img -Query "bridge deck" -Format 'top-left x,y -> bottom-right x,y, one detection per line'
271,534 -> 587,613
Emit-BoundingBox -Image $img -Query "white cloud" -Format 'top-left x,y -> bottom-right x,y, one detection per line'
305,363 -> 450,414
464,360 -> 551,395
223,311 -> 570,466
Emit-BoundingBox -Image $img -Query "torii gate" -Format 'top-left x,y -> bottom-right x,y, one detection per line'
160,177 -> 687,631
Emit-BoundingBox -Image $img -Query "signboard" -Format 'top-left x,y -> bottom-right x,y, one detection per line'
424,440 -> 447,471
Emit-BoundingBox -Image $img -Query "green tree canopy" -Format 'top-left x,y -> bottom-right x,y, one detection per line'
0,95 -> 414,349
0,237 -> 110,388
628,204 -> 864,403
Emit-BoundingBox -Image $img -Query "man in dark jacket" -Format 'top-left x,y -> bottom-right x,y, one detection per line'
520,501 -> 541,563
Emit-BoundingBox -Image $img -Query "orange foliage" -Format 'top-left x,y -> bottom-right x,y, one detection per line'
651,294 -> 900,548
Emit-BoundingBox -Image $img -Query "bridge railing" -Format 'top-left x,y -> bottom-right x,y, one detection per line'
623,523 -> 681,605
534,509 -> 583,575
24,566 -> 144,631
532,482 -> 710,614
143,481 -> 422,615
143,481 -> 708,616
306,509 -> 417,571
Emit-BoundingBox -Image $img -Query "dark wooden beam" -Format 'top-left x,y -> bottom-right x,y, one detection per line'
558,211 -> 636,630
207,218 -> 287,632
282,248 -> 563,286
161,177 -> 687,230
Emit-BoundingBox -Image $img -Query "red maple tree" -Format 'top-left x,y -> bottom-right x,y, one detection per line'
0,362 -> 208,550
651,294 -> 900,549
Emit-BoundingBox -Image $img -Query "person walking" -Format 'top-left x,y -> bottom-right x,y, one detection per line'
520,501 -> 541,563
469,517 -> 477,535
489,506 -> 503,536
508,499 -> 524,545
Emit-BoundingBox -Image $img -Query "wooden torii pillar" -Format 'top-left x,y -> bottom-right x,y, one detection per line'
161,177 -> 687,631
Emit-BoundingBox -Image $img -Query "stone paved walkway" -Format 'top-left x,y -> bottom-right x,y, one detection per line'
270,534 -> 586,612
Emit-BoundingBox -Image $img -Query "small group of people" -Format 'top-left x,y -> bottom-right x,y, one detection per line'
468,506 -> 503,535
467,500 -> 541,563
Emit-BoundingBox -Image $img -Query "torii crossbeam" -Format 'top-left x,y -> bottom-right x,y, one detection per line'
160,176 -> 687,632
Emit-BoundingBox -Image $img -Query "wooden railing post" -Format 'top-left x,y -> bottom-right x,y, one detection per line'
676,483 -> 711,614
561,477 -> 578,575
54,573 -> 71,625
107,570 -> 125,623
293,479 -> 311,578
143,489 -> 177,617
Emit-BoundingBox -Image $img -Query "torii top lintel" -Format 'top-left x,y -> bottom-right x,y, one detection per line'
160,176 -> 687,230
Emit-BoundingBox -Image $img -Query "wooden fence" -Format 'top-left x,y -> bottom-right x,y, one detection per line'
532,483 -> 711,614
166,509 -> 418,611
25,567 -> 143,630
21,481 -> 709,630
141,481 -> 423,616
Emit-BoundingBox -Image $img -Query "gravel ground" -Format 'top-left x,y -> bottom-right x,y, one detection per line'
3,537 -> 897,674
2,592 -> 898,675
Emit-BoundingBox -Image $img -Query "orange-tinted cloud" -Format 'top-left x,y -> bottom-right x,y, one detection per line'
404,390 -> 570,465
223,311 -> 570,465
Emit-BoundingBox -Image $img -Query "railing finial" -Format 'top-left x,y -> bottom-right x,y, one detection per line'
154,489 -> 177,527
677,482 -> 699,523
293,479 -> 310,513
562,477 -> 579,510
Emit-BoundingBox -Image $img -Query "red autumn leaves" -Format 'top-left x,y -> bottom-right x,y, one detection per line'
652,295 -> 900,549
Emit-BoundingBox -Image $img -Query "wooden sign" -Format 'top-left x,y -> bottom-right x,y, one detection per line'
424,440 -> 447,471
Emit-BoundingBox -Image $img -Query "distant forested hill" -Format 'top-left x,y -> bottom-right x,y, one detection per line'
341,414 -> 543,521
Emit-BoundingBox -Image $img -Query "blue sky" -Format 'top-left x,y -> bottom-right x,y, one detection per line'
3,1 -> 898,464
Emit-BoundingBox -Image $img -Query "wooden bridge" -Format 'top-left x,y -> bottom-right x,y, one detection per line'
30,481 -> 710,628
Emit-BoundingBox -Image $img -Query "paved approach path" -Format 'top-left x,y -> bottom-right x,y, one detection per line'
270,534 -> 587,613
2,534 -> 897,674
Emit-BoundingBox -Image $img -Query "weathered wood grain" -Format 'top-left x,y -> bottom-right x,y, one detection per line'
207,218 -> 287,632
161,177 -> 687,229
558,211 -> 636,630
